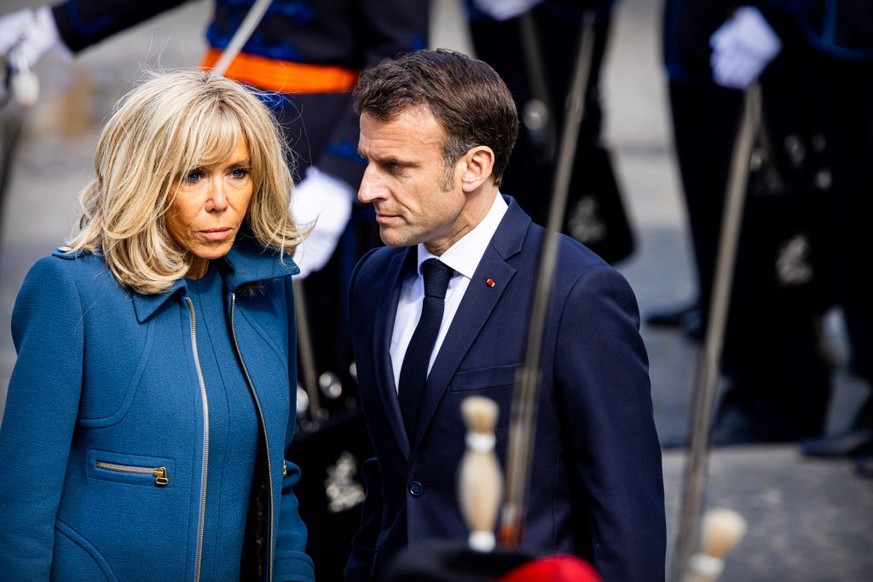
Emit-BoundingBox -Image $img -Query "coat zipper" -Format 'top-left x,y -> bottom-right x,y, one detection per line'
95,461 -> 169,486
230,293 -> 274,582
186,297 -> 210,582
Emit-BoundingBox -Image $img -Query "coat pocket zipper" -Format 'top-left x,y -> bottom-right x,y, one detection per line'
95,460 -> 169,486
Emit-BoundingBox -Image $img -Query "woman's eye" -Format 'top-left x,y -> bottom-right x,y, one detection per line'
184,169 -> 204,184
230,167 -> 250,179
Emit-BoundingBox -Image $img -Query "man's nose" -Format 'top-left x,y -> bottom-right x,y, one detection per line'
358,166 -> 385,203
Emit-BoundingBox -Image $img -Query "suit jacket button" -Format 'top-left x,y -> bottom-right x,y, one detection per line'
408,480 -> 423,497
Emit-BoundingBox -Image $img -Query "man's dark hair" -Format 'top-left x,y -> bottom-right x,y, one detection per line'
352,48 -> 519,187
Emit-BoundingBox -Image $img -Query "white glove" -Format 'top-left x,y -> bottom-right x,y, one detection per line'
472,0 -> 544,21
710,7 -> 781,89
0,6 -> 70,67
290,167 -> 354,279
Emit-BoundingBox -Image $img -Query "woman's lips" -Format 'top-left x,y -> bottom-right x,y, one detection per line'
199,227 -> 234,240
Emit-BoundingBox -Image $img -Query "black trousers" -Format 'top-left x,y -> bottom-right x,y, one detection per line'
816,56 -> 873,428
668,63 -> 833,440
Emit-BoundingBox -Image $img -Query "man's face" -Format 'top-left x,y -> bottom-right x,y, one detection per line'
357,106 -> 472,255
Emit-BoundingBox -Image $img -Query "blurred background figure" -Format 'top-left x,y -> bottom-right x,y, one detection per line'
706,1 -> 873,476
655,0 -> 835,446
0,1 -> 429,578
464,0 -> 636,266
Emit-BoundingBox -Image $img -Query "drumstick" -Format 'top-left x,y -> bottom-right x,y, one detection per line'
5,42 -> 40,108
459,396 -> 503,552
685,508 -> 748,582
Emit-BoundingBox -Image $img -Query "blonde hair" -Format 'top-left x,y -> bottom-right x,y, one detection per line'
67,69 -> 301,294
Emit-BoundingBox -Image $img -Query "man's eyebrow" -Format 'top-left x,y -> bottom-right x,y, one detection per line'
359,151 -> 413,167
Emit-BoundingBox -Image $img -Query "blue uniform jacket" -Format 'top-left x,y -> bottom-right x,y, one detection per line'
49,0 -> 429,189
663,0 -> 873,83
764,0 -> 873,59
0,237 -> 314,581
346,198 -> 666,581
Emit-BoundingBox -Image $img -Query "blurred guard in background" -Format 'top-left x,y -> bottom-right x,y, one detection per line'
706,0 -> 873,475
658,0 -> 835,445
465,0 -> 636,266
0,1 -> 429,577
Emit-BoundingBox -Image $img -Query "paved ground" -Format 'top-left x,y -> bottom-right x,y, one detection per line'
1,0 -> 871,580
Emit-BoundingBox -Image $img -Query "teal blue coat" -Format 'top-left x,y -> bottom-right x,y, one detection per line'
0,238 -> 314,581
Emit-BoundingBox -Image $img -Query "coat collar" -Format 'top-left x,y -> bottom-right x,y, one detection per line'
131,235 -> 299,323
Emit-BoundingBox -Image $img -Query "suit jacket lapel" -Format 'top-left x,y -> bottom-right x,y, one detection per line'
411,199 -> 529,452
373,248 -> 417,458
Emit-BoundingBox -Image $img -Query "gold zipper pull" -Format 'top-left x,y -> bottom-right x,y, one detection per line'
153,467 -> 169,486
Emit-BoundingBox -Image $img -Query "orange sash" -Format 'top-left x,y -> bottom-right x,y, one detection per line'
200,48 -> 358,93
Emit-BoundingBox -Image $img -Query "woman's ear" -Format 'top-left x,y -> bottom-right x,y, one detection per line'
461,146 -> 496,193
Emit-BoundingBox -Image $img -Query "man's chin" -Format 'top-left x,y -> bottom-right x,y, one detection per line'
378,229 -> 411,248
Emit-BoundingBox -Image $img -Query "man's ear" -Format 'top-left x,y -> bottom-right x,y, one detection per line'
460,146 -> 495,193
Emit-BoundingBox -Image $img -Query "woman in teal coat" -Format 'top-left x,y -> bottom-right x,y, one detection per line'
0,70 -> 314,581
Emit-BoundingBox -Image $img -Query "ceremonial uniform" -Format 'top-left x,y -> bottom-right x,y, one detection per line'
661,0 -> 834,443
464,0 -> 618,230
766,0 -> 873,458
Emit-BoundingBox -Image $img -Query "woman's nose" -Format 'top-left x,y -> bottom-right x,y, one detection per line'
206,178 -> 229,211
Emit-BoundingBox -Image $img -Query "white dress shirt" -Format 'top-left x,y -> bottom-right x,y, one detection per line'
390,194 -> 509,391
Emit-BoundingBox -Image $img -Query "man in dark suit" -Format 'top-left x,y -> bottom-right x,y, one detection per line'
344,49 -> 665,581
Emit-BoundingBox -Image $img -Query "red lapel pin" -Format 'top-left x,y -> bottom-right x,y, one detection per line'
485,278 -> 496,288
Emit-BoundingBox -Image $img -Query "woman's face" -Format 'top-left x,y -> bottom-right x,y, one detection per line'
167,137 -> 254,279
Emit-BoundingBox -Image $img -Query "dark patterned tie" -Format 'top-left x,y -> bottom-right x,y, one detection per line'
398,258 -> 454,437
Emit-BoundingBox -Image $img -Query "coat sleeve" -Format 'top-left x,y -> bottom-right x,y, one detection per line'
274,278 -> 315,582
554,264 -> 666,581
51,0 -> 192,53
0,257 -> 86,579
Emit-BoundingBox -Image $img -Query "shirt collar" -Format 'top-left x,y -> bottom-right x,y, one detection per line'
415,194 -> 508,279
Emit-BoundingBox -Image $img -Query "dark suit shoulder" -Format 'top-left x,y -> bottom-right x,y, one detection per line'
356,245 -> 405,274
352,246 -> 404,287
537,230 -> 639,303
557,231 -> 610,267
349,246 -> 408,309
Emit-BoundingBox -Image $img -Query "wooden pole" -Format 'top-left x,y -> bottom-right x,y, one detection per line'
672,84 -> 760,581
